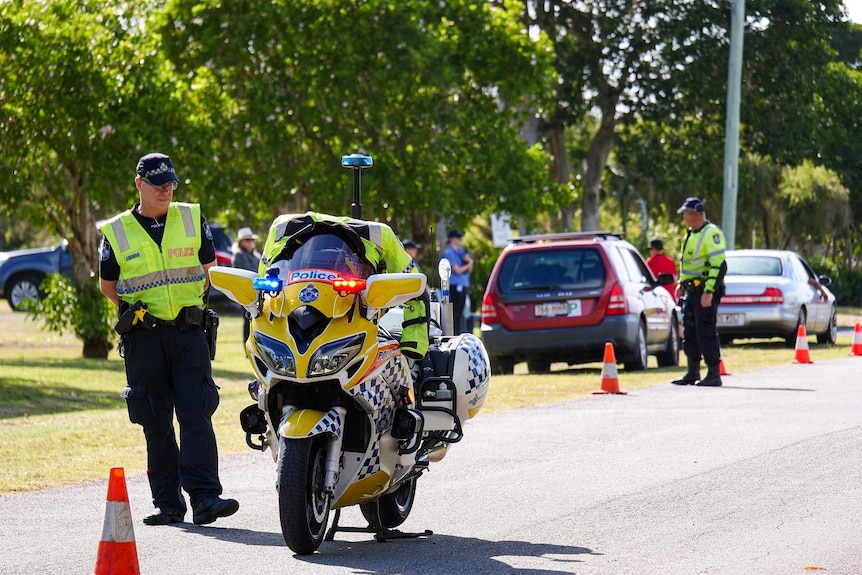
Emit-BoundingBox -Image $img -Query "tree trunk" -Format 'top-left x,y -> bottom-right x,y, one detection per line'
581,107 -> 617,232
69,189 -> 111,359
547,122 -> 573,231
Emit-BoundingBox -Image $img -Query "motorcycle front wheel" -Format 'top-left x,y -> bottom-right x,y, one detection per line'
359,477 -> 417,529
277,436 -> 330,554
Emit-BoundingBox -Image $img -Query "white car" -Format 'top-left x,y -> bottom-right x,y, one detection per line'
717,249 -> 837,346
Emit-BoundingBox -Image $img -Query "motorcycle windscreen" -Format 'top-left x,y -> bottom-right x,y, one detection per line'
265,234 -> 374,319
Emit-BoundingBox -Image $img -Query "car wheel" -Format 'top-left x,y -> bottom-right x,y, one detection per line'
816,307 -> 838,345
490,356 -> 515,375
7,273 -> 44,311
656,317 -> 680,367
526,359 -> 551,374
624,321 -> 648,372
785,309 -> 806,348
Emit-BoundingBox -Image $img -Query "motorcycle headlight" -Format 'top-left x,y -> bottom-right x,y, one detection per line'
308,334 -> 365,377
254,332 -> 296,376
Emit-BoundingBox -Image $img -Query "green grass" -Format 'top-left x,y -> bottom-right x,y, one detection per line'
1,300 -> 860,495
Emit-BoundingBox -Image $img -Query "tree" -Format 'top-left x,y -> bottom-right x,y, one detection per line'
158,0 -> 557,247
776,160 -> 850,252
0,0 -> 215,357
517,0 -> 852,234
519,0 -> 715,231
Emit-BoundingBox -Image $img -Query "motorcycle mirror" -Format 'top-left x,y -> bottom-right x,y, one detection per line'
209,266 -> 258,306
365,273 -> 426,310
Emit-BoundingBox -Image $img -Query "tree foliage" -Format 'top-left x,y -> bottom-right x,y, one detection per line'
0,0 -> 205,356
776,159 -> 850,251
158,0 -> 557,246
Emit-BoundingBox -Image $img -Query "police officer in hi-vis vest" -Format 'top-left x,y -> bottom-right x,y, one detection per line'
99,153 -> 238,526
672,197 -> 727,387
258,211 -> 430,362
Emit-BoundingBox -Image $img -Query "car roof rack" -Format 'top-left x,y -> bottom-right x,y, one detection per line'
510,231 -> 624,244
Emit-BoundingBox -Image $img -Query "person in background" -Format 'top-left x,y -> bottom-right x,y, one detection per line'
402,238 -> 421,269
646,238 -> 678,301
260,212 -> 429,362
402,238 -> 432,295
440,229 -> 472,335
671,197 -> 727,388
98,153 -> 238,526
231,227 -> 261,346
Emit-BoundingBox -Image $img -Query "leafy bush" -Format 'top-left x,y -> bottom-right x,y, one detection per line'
24,274 -> 116,358
808,255 -> 862,307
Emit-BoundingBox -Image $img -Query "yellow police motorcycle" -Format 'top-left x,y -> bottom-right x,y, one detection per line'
208,155 -> 490,554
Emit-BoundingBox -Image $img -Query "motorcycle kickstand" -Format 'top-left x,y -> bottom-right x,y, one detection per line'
324,509 -> 432,543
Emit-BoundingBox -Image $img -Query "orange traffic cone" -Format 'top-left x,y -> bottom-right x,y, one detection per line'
792,325 -> 813,364
850,323 -> 862,356
719,358 -> 731,376
94,468 -> 140,575
593,342 -> 627,395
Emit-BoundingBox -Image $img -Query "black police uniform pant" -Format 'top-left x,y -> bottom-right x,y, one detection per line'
451,286 -> 468,335
681,292 -> 723,367
123,325 -> 222,513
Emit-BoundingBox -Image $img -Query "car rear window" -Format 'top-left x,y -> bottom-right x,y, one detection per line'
726,255 -> 782,276
496,247 -> 605,294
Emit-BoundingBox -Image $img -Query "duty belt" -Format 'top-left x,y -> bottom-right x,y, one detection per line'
680,278 -> 706,293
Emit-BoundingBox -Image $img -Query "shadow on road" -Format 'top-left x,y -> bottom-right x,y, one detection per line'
169,526 -> 598,574
717,386 -> 816,392
299,534 -> 598,575
173,523 -> 285,547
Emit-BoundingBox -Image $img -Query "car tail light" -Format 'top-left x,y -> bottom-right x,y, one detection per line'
481,292 -> 499,324
722,287 -> 783,305
606,283 -> 627,315
215,251 -> 232,266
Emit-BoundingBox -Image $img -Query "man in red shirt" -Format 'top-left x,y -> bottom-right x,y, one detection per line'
646,239 -> 678,301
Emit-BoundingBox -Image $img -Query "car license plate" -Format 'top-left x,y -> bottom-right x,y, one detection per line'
535,300 -> 583,318
717,313 -> 743,326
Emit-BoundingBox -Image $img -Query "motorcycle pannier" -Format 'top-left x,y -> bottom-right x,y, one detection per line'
417,333 -> 491,432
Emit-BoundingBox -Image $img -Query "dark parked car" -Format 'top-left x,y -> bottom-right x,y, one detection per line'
717,249 -> 837,346
480,232 -> 678,374
0,240 -> 73,311
0,223 -> 233,311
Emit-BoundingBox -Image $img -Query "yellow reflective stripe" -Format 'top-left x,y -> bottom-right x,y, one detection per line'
178,204 -> 195,237
367,223 -> 382,246
111,219 -> 130,252
116,266 -> 207,295
274,220 -> 289,240
691,226 -> 711,263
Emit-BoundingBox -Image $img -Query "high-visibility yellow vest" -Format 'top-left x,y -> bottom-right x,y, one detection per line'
260,211 -> 427,358
100,202 -> 206,320
260,211 -> 412,275
679,222 -> 726,293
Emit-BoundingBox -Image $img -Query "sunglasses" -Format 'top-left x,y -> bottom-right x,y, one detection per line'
142,178 -> 178,192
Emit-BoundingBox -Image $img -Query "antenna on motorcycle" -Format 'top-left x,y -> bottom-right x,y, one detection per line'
341,153 -> 373,219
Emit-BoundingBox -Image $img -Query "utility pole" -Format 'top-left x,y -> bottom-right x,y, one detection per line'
722,0 -> 745,247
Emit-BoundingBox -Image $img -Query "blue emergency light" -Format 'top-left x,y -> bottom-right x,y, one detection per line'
341,154 -> 373,168
253,269 -> 283,292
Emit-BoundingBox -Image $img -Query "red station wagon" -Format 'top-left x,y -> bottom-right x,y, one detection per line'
480,232 -> 679,374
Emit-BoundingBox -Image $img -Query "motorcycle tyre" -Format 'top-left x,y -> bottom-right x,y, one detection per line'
359,477 -> 417,529
278,436 -> 330,555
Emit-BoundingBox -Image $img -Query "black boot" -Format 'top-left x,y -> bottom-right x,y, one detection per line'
696,364 -> 723,387
671,357 -> 700,385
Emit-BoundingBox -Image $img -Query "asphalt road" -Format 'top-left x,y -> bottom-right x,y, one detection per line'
2,357 -> 860,575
